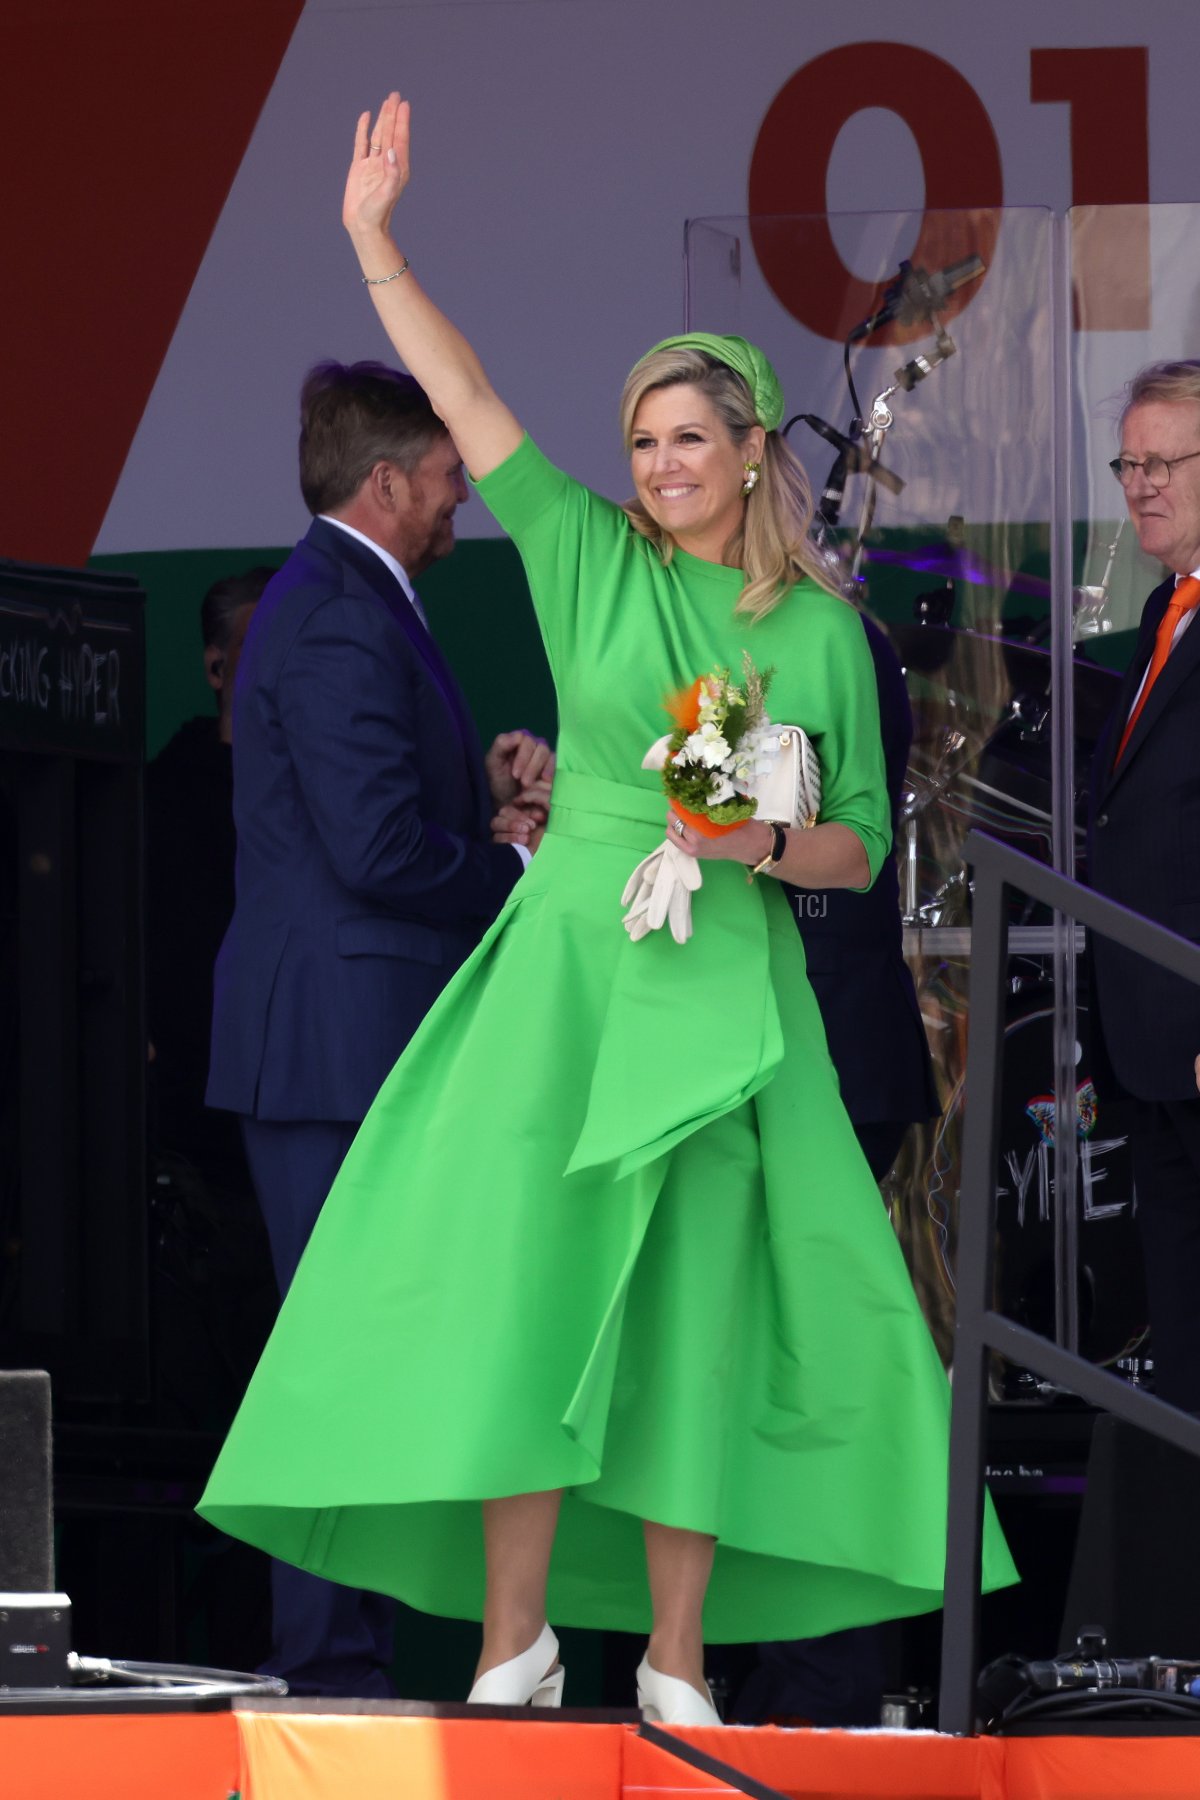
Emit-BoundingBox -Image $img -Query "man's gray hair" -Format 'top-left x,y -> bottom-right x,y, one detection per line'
1122,360 -> 1200,429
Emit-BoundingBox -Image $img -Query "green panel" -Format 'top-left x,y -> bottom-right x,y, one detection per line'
89,538 -> 556,761
417,536 -> 558,748
89,546 -> 291,759
92,523 -> 1137,765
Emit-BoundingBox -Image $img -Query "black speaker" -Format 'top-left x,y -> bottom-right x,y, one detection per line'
0,1370 -> 53,1591
1060,1414 -> 1200,1657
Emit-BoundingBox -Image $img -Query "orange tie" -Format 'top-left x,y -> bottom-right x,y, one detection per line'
1115,574 -> 1200,764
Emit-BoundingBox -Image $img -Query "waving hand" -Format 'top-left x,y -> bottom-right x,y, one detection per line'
344,92 -> 410,241
341,91 -> 523,481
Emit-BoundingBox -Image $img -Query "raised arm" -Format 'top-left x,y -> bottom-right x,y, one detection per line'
344,93 -> 523,480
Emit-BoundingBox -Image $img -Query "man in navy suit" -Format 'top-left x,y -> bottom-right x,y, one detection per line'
207,359 -> 549,1693
1089,360 -> 1200,1414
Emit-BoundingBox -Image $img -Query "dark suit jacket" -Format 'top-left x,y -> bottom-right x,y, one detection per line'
783,616 -> 938,1126
1089,574 -> 1200,1101
207,518 -> 521,1122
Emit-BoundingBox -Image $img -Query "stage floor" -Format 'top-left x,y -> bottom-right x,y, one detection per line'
7,1699 -> 1200,1800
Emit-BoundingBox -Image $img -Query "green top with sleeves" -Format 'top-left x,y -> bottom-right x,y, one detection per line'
198,434 -> 1016,1640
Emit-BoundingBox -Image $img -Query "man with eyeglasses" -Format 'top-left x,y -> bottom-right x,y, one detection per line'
1089,359 -> 1200,1413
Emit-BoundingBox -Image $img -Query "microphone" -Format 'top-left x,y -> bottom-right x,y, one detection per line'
799,415 -> 904,497
848,255 -> 985,343
817,450 -> 849,531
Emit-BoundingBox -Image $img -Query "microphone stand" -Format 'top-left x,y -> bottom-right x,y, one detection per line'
847,317 -> 961,583
850,385 -> 900,585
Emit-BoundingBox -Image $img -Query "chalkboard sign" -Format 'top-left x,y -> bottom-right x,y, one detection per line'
0,558 -> 144,761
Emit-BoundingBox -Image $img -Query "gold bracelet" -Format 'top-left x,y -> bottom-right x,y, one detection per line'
362,257 -> 410,286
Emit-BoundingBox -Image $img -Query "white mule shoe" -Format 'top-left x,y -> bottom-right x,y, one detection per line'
636,1655 -> 722,1727
467,1623 -> 565,1707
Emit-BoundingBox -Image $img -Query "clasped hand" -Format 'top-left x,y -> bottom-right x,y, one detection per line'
488,730 -> 554,852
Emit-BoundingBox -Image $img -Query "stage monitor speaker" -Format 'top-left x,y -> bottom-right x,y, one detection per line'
1060,1414 -> 1200,1657
0,1370 -> 53,1591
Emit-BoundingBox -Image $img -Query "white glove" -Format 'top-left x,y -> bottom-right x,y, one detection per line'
621,838 -> 703,944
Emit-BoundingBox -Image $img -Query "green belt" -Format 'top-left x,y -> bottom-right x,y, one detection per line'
547,770 -> 667,854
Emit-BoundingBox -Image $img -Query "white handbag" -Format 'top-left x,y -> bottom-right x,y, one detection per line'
622,725 -> 822,944
740,725 -> 822,831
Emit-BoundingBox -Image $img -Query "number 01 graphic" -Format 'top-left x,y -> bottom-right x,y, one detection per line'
748,43 -> 1149,340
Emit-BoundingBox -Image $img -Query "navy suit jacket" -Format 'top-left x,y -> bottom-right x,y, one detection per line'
783,616 -> 938,1126
207,518 -> 522,1122
1089,574 -> 1200,1100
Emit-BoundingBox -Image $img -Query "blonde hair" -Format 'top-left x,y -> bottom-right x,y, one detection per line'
618,347 -> 841,619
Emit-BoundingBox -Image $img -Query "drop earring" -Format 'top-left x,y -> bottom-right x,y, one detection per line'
742,461 -> 760,496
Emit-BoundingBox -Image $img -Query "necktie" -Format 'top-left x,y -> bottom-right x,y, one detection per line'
1115,574 -> 1200,764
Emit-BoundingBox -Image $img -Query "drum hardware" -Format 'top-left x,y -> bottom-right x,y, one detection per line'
1073,519 -> 1125,641
1009,692 -> 1050,741
950,998 -> 1146,1393
787,255 -> 981,574
1115,1352 -> 1154,1388
893,323 -> 957,392
846,384 -> 912,585
869,543 -> 1053,602
783,412 -> 902,591
914,583 -> 955,625
873,523 -> 1126,642
902,924 -> 1087,957
889,623 -> 1121,745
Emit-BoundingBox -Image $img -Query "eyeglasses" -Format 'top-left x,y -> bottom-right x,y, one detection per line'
1109,448 -> 1200,489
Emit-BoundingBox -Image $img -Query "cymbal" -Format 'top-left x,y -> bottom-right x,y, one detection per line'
868,544 -> 1051,599
889,624 -> 1120,739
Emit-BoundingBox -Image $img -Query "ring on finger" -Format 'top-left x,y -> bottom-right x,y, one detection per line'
672,817 -> 686,837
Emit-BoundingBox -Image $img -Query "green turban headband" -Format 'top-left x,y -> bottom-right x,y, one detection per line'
635,332 -> 785,432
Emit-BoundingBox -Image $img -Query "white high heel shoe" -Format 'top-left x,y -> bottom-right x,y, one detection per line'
636,1655 -> 722,1727
467,1623 -> 565,1707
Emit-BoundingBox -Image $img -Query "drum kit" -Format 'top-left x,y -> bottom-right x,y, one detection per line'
869,543 -> 1145,1383
882,549 -> 1122,934
786,263 -> 1145,1389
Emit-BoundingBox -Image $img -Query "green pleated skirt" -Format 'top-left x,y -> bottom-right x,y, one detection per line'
199,773 -> 1017,1638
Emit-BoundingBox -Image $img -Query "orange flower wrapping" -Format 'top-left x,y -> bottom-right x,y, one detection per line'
664,677 -> 705,734
670,803 -> 739,840
663,677 -> 746,839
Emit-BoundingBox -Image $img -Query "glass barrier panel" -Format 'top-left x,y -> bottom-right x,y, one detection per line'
686,208 -> 1064,1364
1061,201 -> 1200,1405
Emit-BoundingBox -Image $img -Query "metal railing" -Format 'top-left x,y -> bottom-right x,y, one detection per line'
939,828 -> 1200,1736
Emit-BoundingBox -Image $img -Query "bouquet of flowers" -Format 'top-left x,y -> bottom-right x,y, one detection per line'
622,655 -> 820,944
655,656 -> 779,832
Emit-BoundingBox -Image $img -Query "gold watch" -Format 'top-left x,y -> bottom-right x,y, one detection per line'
750,821 -> 787,878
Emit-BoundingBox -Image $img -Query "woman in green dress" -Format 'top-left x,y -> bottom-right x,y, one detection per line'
199,91 -> 1016,1725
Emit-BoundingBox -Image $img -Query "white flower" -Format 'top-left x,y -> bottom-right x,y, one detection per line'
682,722 -> 731,769
709,775 -> 736,804
697,672 -> 741,729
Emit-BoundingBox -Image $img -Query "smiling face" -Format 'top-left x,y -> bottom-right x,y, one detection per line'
629,384 -> 764,565
1120,398 -> 1200,575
